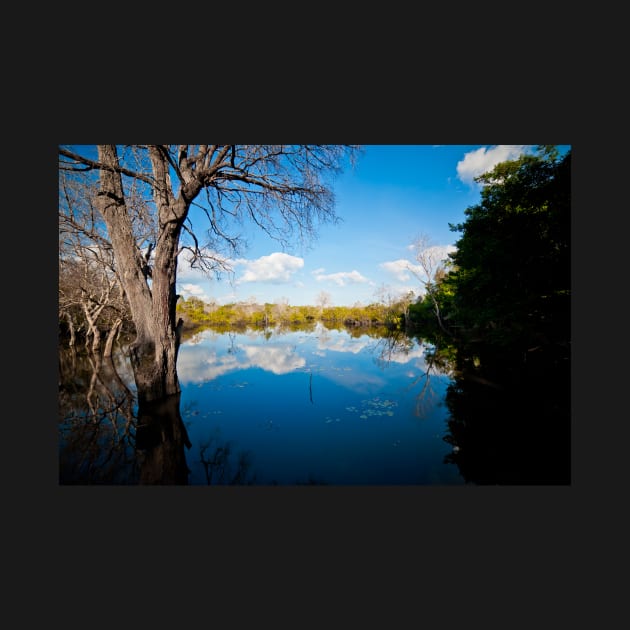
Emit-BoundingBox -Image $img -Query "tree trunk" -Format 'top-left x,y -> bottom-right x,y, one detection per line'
94,145 -> 188,403
65,312 -> 76,347
103,318 -> 122,357
429,291 -> 453,338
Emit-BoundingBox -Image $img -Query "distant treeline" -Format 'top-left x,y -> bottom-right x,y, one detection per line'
176,297 -> 409,331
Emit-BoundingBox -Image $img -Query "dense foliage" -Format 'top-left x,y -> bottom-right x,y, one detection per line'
411,145 -> 571,363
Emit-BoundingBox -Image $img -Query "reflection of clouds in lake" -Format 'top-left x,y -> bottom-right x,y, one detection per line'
322,369 -> 386,394
177,347 -> 241,383
242,345 -> 305,375
317,334 -> 370,355
386,346 -> 427,365
177,341 -> 305,384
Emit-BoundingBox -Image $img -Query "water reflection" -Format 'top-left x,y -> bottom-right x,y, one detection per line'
198,428 -> 257,485
59,345 -> 252,485
135,393 -> 191,484
439,344 -> 571,484
59,348 -> 139,484
59,325 -> 471,485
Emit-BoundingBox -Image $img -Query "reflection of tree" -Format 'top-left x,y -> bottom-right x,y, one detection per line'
198,432 -> 256,485
372,329 -> 415,368
59,346 -> 139,484
442,345 -> 570,484
135,392 -> 192,484
372,330 -> 451,418
59,345 -> 193,485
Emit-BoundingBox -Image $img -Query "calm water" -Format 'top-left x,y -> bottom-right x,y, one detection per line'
177,324 -> 464,485
58,324 -> 466,485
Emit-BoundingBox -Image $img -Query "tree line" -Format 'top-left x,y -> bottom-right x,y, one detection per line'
175,295 -> 412,330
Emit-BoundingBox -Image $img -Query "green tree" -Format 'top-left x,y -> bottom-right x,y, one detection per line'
446,145 -> 570,355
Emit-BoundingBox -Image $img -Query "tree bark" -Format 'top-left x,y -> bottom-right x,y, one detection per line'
103,318 -> 122,357
94,145 -> 187,402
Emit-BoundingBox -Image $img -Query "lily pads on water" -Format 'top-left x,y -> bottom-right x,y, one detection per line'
345,396 -> 398,419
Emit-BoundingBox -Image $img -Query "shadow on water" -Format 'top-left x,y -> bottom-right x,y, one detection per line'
440,342 -> 571,485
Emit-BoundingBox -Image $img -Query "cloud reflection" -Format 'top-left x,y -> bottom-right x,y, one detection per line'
177,341 -> 305,384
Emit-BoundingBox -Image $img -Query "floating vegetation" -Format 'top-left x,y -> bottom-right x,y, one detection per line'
345,396 -> 398,419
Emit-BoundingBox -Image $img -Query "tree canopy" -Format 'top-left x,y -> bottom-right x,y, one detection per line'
412,145 -> 571,358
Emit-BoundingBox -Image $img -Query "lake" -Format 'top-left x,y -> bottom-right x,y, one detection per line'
59,323 -> 466,485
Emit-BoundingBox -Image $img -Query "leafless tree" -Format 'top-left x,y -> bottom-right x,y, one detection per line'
398,290 -> 416,329
408,233 -> 453,336
58,145 -> 361,403
59,168 -> 133,355
315,290 -> 332,314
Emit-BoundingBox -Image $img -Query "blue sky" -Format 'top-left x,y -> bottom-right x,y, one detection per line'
173,144 -> 568,307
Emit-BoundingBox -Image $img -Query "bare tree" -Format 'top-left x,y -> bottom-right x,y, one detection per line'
59,145 -> 361,402
373,283 -> 400,327
315,290 -> 332,315
273,296 -> 290,322
408,233 -> 454,336
397,290 -> 416,329
59,169 -> 132,355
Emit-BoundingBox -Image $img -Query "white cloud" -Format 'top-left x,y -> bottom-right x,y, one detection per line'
314,269 -> 370,286
180,283 -> 208,299
382,246 -> 456,284
456,145 -> 533,186
380,259 -> 424,282
422,244 -> 457,262
235,252 -> 304,284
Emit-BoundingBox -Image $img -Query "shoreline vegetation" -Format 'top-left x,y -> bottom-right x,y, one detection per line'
175,296 -> 408,334
58,295 -> 432,354
58,295 -> 422,349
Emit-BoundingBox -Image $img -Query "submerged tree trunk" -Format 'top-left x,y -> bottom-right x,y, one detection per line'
94,145 -> 188,402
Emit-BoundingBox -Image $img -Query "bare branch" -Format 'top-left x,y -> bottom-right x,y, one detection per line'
59,147 -> 155,186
